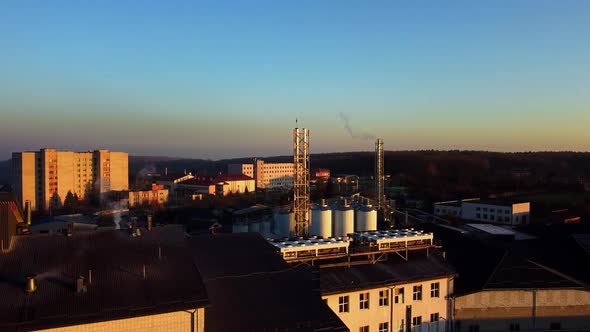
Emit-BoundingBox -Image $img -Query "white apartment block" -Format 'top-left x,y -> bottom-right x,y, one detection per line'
434,199 -> 531,226
228,159 -> 294,189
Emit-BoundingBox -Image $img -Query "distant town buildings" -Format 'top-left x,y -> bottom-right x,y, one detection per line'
10,149 -> 128,211
156,173 -> 254,198
127,183 -> 169,208
434,198 -> 531,225
228,159 -> 294,189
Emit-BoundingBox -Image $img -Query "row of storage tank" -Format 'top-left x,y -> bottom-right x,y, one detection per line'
273,203 -> 377,239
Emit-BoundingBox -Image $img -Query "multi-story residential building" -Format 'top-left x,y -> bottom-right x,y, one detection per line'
434,198 -> 531,226
228,159 -> 294,189
10,148 -> 128,211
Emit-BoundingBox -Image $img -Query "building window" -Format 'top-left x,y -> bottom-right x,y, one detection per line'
378,322 -> 388,332
509,323 -> 520,331
338,295 -> 349,313
468,325 -> 480,332
476,207 -> 481,211
359,326 -> 369,332
359,292 -> 370,309
483,214 -> 488,219
550,322 -> 561,330
431,282 -> 440,298
413,285 -> 422,301
476,213 -> 481,219
395,287 -> 404,303
412,316 -> 422,326
379,289 -> 389,306
430,312 -> 439,322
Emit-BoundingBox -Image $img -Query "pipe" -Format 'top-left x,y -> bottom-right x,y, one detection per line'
25,201 -> 32,225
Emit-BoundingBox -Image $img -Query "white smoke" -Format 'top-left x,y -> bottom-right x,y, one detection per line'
338,112 -> 376,141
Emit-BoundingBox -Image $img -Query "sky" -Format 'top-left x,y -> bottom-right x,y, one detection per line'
1,1 -> 589,160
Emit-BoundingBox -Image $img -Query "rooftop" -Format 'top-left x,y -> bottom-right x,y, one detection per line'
0,225 -> 209,331
189,233 -> 348,332
320,255 -> 456,295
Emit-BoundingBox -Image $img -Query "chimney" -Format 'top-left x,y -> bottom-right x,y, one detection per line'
147,215 -> 153,231
321,199 -> 326,206
76,276 -> 87,293
88,269 -> 92,285
25,275 -> 37,293
165,167 -> 168,176
25,201 -> 32,225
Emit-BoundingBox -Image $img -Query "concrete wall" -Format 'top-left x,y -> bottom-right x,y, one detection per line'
228,164 -> 254,178
11,152 -> 38,211
323,277 -> 451,332
454,289 -> 590,331
109,152 -> 129,191
461,202 -> 530,225
33,307 -> 205,332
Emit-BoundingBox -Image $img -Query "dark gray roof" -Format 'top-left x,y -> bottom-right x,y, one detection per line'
0,225 -> 209,331
189,233 -> 348,332
320,255 -> 457,295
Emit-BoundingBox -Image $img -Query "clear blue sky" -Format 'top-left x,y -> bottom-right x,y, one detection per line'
1,1 -> 589,159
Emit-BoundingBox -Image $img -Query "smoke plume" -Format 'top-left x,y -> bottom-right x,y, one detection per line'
338,112 -> 376,141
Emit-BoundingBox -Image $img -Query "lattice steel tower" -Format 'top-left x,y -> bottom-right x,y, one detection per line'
293,127 -> 310,237
375,138 -> 384,210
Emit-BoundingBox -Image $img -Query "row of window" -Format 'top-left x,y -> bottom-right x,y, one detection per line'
338,283 -> 440,312
476,207 -> 510,214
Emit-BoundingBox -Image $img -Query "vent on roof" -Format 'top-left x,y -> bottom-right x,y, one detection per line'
25,275 -> 37,293
76,276 -> 87,294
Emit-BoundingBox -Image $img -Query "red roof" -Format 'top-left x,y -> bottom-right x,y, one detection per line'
214,174 -> 254,182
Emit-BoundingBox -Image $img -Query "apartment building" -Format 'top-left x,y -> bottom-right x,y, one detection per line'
321,256 -> 456,332
228,159 -> 293,189
10,149 -> 128,211
434,198 -> 531,226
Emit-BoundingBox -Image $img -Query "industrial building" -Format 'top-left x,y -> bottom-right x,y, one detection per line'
416,222 -> 590,332
0,213 -> 209,331
189,233 -> 348,331
10,148 -> 128,212
434,198 -> 531,226
268,227 -> 455,332
228,159 -> 294,190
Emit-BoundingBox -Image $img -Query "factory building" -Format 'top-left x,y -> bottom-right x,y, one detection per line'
416,223 -> 590,332
0,222 -> 209,332
268,229 -> 455,332
434,198 -> 531,226
228,159 -> 294,189
10,149 -> 128,212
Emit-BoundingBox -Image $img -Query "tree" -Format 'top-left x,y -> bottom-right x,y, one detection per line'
63,191 -> 75,214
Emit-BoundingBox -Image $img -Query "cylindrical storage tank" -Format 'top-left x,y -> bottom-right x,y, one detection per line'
333,206 -> 354,238
310,204 -> 333,238
355,206 -> 378,231
273,211 -> 295,238
248,221 -> 261,233
232,222 -> 249,233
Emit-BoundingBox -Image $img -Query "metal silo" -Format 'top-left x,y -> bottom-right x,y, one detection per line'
333,204 -> 354,238
310,203 -> 333,238
356,206 -> 378,232
274,210 -> 295,238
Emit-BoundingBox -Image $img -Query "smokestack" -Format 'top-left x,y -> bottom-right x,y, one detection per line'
165,167 -> 168,176
25,201 -> 32,225
76,276 -> 87,293
321,199 -> 326,206
147,215 -> 153,231
142,265 -> 146,280
25,275 -> 37,293
88,269 -> 92,285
